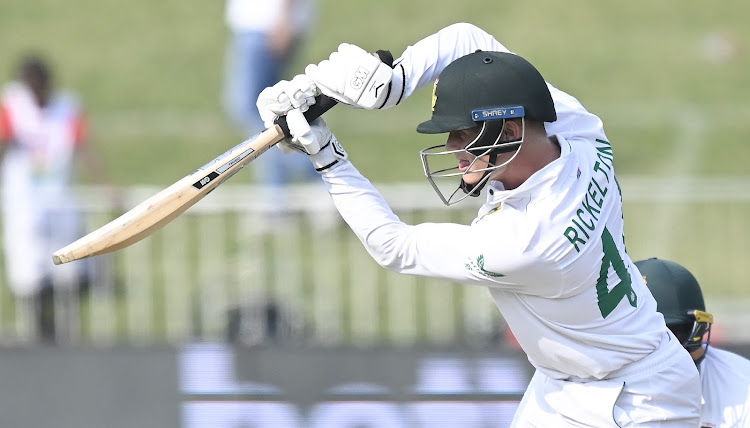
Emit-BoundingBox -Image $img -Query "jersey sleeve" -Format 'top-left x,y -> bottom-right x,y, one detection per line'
544,83 -> 608,143
381,22 -> 608,143
321,161 -> 529,289
381,22 -> 511,108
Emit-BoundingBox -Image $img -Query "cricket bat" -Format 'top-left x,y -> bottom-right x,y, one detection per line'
52,95 -> 338,265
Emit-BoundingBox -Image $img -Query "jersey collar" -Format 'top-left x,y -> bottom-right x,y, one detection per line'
477,134 -> 572,217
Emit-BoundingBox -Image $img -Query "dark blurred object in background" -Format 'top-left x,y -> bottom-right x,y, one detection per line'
226,297 -> 306,346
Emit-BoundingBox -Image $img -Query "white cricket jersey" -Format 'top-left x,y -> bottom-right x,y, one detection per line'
321,22 -> 668,380
698,347 -> 750,428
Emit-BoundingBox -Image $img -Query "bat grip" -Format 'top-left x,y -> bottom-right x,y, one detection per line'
274,94 -> 338,138
274,49 -> 394,138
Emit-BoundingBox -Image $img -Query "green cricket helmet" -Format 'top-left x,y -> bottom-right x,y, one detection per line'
416,51 -> 557,205
635,258 -> 713,354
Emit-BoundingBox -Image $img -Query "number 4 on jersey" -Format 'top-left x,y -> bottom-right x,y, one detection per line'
596,227 -> 637,318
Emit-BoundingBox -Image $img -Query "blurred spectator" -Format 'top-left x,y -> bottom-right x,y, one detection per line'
0,53 -> 113,342
223,0 -> 319,207
636,257 -> 750,428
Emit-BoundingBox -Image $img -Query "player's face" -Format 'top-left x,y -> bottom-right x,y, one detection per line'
445,127 -> 491,185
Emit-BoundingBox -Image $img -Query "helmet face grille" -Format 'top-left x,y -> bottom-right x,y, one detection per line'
420,144 -> 496,206
669,316 -> 712,354
419,119 -> 525,205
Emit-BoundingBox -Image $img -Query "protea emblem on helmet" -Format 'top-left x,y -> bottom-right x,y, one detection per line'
431,78 -> 439,112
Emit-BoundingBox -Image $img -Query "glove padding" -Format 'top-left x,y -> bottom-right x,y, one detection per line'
305,43 -> 394,110
257,74 -> 321,154
256,75 -> 348,173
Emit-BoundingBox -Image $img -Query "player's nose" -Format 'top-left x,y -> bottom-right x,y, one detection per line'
445,132 -> 467,151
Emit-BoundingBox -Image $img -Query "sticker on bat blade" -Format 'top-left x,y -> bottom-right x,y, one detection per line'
193,146 -> 256,189
216,148 -> 255,174
193,172 -> 219,189
197,135 -> 259,171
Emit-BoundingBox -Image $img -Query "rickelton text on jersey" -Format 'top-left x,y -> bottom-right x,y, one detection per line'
563,139 -> 615,253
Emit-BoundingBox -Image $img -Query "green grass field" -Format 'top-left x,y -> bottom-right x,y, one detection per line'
1,0 -> 747,185
0,1 -> 749,343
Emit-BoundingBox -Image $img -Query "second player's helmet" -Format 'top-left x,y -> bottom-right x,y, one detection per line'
416,50 -> 557,205
635,258 -> 713,355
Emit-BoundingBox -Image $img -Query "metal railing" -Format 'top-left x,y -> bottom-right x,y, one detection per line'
1,177 -> 749,346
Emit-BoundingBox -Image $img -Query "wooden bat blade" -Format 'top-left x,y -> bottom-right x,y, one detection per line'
52,125 -> 285,265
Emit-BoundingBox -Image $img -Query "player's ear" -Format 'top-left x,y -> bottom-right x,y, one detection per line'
501,119 -> 523,141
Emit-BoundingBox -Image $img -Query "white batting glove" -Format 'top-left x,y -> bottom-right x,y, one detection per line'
283,115 -> 348,173
305,43 -> 394,110
257,74 -> 320,154
305,127 -> 348,174
256,75 -> 348,173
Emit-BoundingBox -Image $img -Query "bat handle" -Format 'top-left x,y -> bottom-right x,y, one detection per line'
274,93 -> 338,138
274,49 -> 394,138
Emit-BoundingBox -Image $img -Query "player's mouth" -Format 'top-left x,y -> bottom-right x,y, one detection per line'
458,159 -> 471,172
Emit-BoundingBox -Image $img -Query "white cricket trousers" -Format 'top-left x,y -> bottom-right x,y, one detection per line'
511,331 -> 701,427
